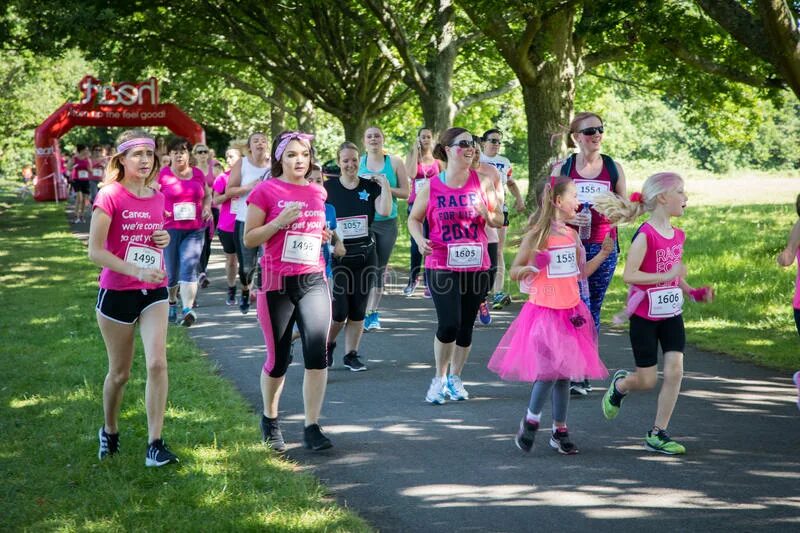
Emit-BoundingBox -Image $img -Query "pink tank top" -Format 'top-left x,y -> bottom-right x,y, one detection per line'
247,178 -> 327,290
526,232 -> 581,309
93,182 -> 167,291
159,166 -> 207,231
72,158 -> 92,181
424,169 -> 490,272
409,161 -> 439,204
568,160 -> 617,243
632,222 -> 685,320
794,250 -> 800,310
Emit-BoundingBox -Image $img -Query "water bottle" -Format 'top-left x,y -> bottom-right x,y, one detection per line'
578,202 -> 592,241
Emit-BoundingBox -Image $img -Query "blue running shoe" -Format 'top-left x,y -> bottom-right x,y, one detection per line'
168,303 -> 178,323
478,302 -> 492,325
446,374 -> 469,400
425,377 -> 447,405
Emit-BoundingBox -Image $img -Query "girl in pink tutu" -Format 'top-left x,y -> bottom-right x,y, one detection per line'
488,175 -> 611,454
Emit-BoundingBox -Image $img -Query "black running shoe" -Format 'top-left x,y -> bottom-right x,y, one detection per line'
343,351 -> 367,372
226,286 -> 237,306
98,427 -> 120,460
260,415 -> 286,452
239,293 -> 250,314
515,418 -> 539,453
549,428 -> 579,455
303,424 -> 333,451
326,342 -> 336,368
145,439 -> 179,467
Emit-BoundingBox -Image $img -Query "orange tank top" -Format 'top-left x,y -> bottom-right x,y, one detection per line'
528,232 -> 581,309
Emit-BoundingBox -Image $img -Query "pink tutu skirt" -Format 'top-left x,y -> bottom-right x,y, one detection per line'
488,302 -> 608,382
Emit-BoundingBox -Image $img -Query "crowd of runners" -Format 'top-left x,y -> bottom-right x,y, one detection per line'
80,115 -> 800,468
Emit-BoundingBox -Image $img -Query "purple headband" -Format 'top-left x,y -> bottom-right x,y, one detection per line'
117,138 -> 155,154
274,132 -> 314,162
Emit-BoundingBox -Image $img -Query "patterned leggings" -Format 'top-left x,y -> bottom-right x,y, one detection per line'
580,243 -> 618,332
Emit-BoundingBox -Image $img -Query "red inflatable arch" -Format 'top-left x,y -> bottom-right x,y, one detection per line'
34,76 -> 205,201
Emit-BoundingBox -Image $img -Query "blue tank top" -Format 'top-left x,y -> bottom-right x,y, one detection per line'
359,154 -> 398,220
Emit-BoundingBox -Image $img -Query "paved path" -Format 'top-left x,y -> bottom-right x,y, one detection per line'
180,246 -> 800,532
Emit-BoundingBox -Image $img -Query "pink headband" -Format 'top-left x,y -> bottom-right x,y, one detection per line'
274,132 -> 314,162
117,138 -> 155,153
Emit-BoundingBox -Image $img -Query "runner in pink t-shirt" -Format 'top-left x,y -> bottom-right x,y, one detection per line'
408,127 -> 503,405
593,172 -> 713,456
212,145 -> 244,305
243,131 -> 333,453
192,143 -> 219,289
71,145 -> 93,223
88,129 -> 178,467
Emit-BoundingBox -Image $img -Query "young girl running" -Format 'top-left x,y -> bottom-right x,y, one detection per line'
488,176 -> 609,454
595,172 -> 713,455
88,129 -> 178,466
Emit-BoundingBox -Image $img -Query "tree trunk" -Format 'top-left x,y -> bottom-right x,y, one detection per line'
270,87 -> 287,139
294,99 -> 316,134
418,50 -> 458,139
341,113 -> 370,150
757,0 -> 800,99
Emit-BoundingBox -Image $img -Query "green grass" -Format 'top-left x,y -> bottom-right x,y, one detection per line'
0,181 -> 369,532
391,201 -> 800,370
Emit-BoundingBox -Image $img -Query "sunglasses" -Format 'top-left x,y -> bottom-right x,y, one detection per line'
486,138 -> 502,145
450,140 -> 476,149
578,126 -> 604,136
195,150 -> 209,154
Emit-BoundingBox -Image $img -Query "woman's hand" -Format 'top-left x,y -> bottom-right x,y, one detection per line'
151,229 -> 170,249
134,266 -> 166,284
273,202 -> 302,228
416,238 -> 433,256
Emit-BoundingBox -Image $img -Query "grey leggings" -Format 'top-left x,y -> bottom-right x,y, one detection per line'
372,218 -> 398,289
528,379 -> 570,423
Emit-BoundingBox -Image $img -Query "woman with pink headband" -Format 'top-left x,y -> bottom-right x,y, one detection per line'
88,129 -> 178,467
244,131 -> 334,452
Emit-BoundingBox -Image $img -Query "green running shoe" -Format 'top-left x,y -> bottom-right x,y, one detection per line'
602,369 -> 628,420
645,429 -> 686,455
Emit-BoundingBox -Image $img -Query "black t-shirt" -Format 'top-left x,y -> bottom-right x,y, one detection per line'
324,177 -> 382,244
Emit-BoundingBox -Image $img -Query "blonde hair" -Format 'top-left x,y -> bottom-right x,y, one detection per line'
593,172 -> 684,224
102,130 -> 160,187
523,175 -> 574,252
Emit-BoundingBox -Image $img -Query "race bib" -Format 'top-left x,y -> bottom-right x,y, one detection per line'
547,244 -> 579,278
124,243 -> 163,270
338,215 -> 368,240
92,168 -> 104,178
647,286 -> 683,318
77,170 -> 89,179
574,179 -> 610,205
281,231 -> 322,265
414,178 -> 427,194
173,201 -> 197,221
446,243 -> 483,269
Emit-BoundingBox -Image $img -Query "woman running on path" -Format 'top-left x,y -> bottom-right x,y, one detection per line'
244,131 -> 334,452
553,112 -> 626,396
212,145 -> 244,306
359,126 -> 409,330
596,172 -> 713,455
488,175 -> 609,454
403,127 -> 443,297
71,144 -> 93,223
227,132 -> 271,314
194,143 -> 219,289
89,144 -> 106,204
88,129 -> 178,467
409,128 -> 503,404
325,141 -> 392,371
158,137 -> 212,326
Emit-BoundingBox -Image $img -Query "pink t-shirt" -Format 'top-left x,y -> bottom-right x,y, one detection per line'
202,160 -> 218,188
632,222 -> 685,320
90,159 -> 105,182
158,166 -> 206,231
72,157 -> 92,181
794,250 -> 800,310
409,161 -> 439,204
425,169 -> 490,272
212,171 -> 236,233
93,181 -> 167,291
247,178 -> 327,290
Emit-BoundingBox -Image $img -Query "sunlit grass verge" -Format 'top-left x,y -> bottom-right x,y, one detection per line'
0,183 -> 370,532
393,202 -> 799,370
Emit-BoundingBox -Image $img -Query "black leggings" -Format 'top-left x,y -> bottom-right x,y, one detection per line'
332,255 -> 378,322
427,268 -> 491,346
408,204 -> 429,283
198,207 -> 220,275
234,220 -> 259,288
487,242 -> 498,298
259,273 -> 331,378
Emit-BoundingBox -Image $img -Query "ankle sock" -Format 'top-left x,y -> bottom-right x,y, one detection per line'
525,410 -> 541,425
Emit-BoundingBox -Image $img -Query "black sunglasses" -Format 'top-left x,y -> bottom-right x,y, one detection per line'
450,140 -> 475,149
486,138 -> 502,145
195,150 -> 209,154
578,126 -> 604,136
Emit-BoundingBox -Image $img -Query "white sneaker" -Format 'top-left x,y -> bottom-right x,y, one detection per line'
446,374 -> 469,400
425,377 -> 446,405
